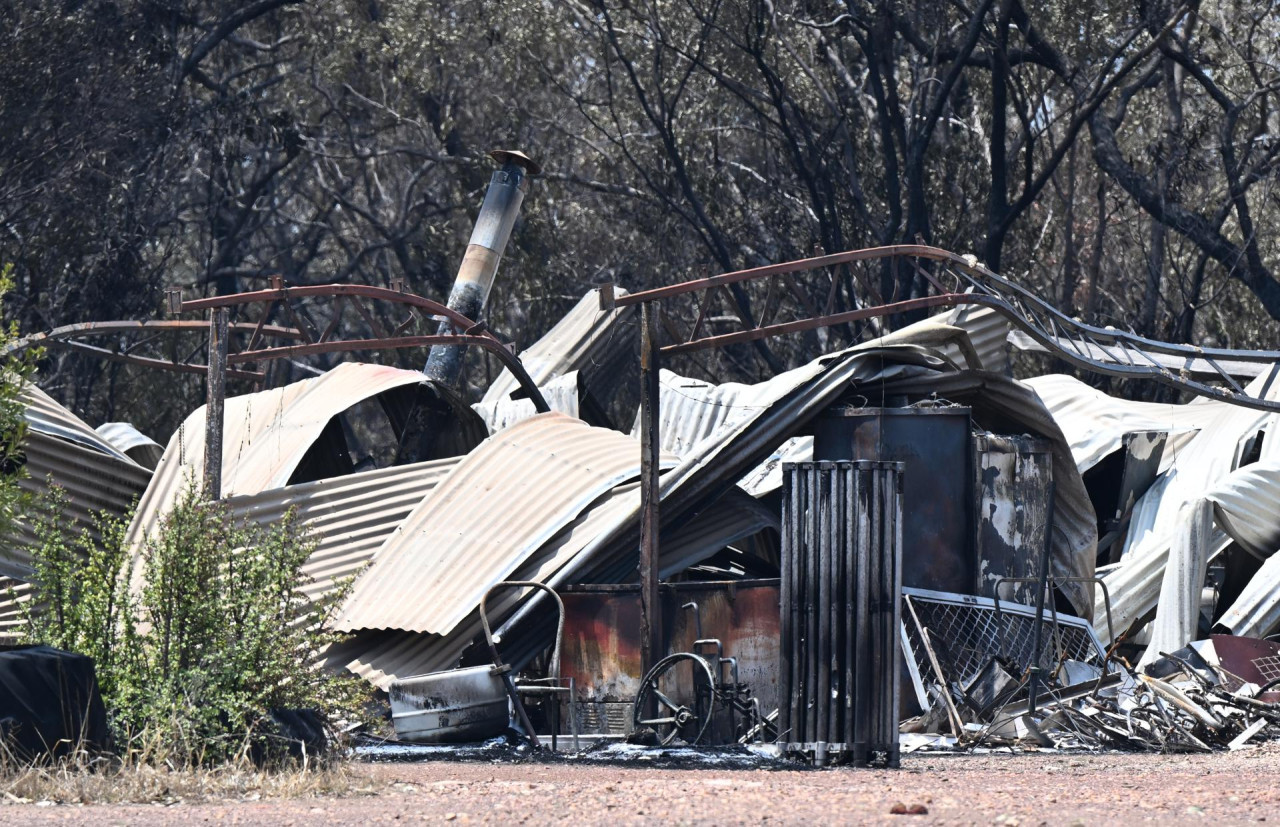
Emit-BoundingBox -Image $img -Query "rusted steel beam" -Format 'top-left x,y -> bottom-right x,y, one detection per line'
611,243 -> 1280,364
178,284 -> 479,334
638,302 -> 663,685
1,319 -> 303,356
659,293 -> 970,355
230,334 -> 550,414
611,245 -> 960,307
49,340 -> 263,381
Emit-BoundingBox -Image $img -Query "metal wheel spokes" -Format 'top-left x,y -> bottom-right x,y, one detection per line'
633,652 -> 716,746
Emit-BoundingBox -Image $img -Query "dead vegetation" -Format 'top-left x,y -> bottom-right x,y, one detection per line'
0,747 -> 378,806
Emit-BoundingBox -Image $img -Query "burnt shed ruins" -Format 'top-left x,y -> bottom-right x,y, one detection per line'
7,151 -> 1280,766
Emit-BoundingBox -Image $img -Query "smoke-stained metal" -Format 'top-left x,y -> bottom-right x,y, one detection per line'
813,406 -> 973,594
424,150 -> 541,385
779,460 -> 904,768
974,432 -> 1053,605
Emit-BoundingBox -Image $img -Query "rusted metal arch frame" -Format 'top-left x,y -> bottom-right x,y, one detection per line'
608,244 -> 1280,413
177,284 -> 550,413
5,287 -> 550,412
2,320 -> 301,380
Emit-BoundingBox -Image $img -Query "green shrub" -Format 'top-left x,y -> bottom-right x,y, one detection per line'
0,262 -> 38,543
22,480 -> 363,766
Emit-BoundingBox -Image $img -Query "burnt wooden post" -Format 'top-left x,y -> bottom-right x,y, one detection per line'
204,307 -> 229,500
639,301 -> 663,681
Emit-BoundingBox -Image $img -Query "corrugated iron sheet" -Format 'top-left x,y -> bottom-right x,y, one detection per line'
3,389 -> 152,580
1140,498 -> 1216,665
1216,552 -> 1280,639
939,305 -> 1010,374
1086,366 -> 1280,643
481,288 -> 635,407
222,457 -> 460,603
21,385 -> 132,462
123,362 -> 425,555
96,422 -> 164,470
335,412 -> 679,635
1026,373 -> 1214,473
471,371 -> 580,434
1205,459 -> 1280,558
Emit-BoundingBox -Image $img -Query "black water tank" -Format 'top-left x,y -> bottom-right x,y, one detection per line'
813,406 -> 973,594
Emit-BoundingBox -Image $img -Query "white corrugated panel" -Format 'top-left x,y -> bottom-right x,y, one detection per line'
96,422 -> 164,469
1092,367 -> 1280,643
335,412 -> 679,635
1025,374 -> 1217,473
1139,499 -> 1216,665
481,288 -> 635,406
472,371 -> 580,434
1204,459 -> 1280,559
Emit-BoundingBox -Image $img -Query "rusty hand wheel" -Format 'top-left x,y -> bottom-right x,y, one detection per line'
632,652 -> 716,746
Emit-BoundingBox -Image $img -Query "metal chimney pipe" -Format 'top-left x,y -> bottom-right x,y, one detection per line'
423,149 -> 541,385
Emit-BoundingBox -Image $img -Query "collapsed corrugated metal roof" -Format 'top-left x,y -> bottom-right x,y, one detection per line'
1081,368 -> 1280,644
937,305 -> 1010,375
222,456 -> 460,603
2,387 -> 152,580
123,362 -> 427,554
21,385 -> 135,463
1216,551 -> 1280,639
472,371 -> 581,434
480,288 -> 636,411
335,412 -> 680,635
1025,374 -> 1214,473
96,422 -> 164,470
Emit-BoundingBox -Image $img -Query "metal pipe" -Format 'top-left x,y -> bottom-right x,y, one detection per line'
424,149 -> 541,386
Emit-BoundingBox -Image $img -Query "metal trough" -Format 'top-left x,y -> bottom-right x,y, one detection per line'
388,665 -> 508,744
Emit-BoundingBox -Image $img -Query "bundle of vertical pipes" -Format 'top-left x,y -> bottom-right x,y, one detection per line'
778,461 -> 904,767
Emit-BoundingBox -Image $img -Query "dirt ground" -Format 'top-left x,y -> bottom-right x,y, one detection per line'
3,745 -> 1278,825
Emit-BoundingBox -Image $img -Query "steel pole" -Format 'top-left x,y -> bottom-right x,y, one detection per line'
203,307 -> 229,500
639,301 -> 663,684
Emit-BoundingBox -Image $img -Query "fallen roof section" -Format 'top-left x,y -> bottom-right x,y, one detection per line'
222,456 -> 461,604
335,412 -> 679,636
123,362 -> 426,554
2,388 -> 152,580
481,288 -> 635,408
96,422 -> 164,470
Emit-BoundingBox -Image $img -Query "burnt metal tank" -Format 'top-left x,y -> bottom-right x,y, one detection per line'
812,405 -> 973,594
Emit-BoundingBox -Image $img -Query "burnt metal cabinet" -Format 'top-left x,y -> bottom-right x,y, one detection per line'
813,406 -> 973,594
972,433 -> 1053,605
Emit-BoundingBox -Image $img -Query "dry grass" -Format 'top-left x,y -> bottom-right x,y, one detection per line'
0,744 -> 381,806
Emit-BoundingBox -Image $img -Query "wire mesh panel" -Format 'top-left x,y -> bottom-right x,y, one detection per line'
779,460 -> 903,767
900,588 -> 1107,695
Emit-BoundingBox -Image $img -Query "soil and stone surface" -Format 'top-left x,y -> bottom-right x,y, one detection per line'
4,744 -> 1278,825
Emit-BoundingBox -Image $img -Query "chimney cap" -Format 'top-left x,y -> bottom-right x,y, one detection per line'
489,149 -> 541,176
